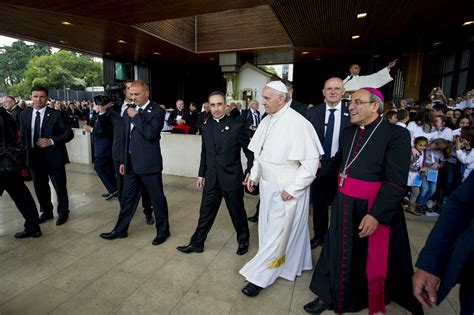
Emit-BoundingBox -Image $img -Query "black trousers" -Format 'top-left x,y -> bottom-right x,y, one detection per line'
114,159 -> 169,234
94,156 -> 117,194
30,164 -> 69,215
0,172 -> 40,232
114,160 -> 153,216
190,184 -> 249,247
310,173 -> 337,241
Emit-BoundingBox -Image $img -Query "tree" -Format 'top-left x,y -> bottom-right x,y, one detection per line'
0,40 -> 51,93
258,65 -> 279,77
8,50 -> 103,98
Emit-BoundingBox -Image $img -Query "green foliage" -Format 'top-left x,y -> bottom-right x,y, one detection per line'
258,65 -> 279,77
0,41 -> 51,92
1,40 -> 103,98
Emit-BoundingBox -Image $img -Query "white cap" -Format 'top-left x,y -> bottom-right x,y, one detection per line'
265,81 -> 288,94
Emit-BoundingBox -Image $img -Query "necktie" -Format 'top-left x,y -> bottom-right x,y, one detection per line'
128,107 -> 143,153
33,111 -> 41,148
322,109 -> 336,160
254,112 -> 259,127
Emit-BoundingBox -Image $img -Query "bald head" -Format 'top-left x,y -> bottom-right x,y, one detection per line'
322,77 -> 345,107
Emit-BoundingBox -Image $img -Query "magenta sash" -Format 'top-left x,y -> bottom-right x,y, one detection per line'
338,175 -> 389,315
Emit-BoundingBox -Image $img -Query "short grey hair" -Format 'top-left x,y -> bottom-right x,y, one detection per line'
370,93 -> 384,114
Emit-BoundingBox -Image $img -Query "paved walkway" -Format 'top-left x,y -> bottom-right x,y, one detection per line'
0,163 -> 459,314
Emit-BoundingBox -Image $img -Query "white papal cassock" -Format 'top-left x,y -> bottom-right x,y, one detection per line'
239,104 -> 323,288
343,67 -> 393,92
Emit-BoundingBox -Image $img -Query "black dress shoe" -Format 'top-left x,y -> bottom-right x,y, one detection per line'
101,192 -> 109,197
56,214 -> 69,226
303,298 -> 331,314
310,238 -> 324,249
38,213 -> 54,224
247,214 -> 259,223
14,230 -> 42,239
236,242 -> 249,255
100,230 -> 128,240
152,230 -> 170,245
105,191 -> 118,201
176,244 -> 204,254
145,214 -> 155,225
241,282 -> 262,297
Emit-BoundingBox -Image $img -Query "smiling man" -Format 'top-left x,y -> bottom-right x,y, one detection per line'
176,91 -> 253,255
304,88 -> 422,314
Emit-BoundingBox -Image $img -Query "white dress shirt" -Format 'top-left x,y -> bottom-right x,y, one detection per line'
324,102 -> 342,158
30,106 -> 47,147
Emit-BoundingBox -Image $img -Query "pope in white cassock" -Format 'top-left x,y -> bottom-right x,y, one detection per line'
343,59 -> 397,92
240,81 -> 324,297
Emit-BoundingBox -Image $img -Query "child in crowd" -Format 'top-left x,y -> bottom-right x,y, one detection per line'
417,138 -> 451,215
384,110 -> 398,124
433,115 -> 453,141
455,126 -> 474,182
406,136 -> 428,216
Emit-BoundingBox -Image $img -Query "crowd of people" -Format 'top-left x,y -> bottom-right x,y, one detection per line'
0,73 -> 473,314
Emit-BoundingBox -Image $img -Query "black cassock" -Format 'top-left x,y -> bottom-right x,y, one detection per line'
310,117 -> 423,314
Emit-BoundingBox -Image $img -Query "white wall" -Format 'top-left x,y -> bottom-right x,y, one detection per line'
66,132 -> 250,178
238,67 -> 269,113
66,128 -> 92,164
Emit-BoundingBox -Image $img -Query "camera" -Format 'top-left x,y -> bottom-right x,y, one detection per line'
93,95 -> 113,106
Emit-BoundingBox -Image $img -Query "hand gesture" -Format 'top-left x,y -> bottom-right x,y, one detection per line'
358,214 -> 378,238
387,59 -> 398,69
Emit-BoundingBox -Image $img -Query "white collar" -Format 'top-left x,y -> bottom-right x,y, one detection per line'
325,101 -> 341,111
270,104 -> 290,118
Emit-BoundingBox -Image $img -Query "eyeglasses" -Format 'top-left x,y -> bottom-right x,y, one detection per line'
349,100 -> 373,105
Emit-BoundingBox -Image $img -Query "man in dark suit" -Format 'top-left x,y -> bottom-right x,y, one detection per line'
19,85 -> 74,226
83,97 -> 117,200
283,79 -> 308,117
306,77 -> 351,248
0,107 -> 41,238
100,80 -> 169,245
241,100 -> 260,139
3,96 -> 23,128
106,82 -> 154,224
413,172 -> 474,314
196,102 -> 210,134
177,91 -> 253,255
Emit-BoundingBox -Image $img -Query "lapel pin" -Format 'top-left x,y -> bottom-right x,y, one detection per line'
343,112 -> 349,116
225,126 -> 230,130
147,110 -> 151,113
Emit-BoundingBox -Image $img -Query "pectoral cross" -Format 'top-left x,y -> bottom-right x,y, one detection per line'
339,171 -> 347,187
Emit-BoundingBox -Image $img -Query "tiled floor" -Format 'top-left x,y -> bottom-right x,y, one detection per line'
0,163 -> 459,314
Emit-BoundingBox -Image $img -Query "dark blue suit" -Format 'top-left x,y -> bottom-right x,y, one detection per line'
113,101 -> 169,235
306,102 -> 351,242
416,172 -> 474,314
20,106 -> 74,215
92,112 -> 117,194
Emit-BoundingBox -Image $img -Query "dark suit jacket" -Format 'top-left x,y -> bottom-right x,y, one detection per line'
241,109 -> 260,138
197,111 -> 210,134
106,102 -> 125,162
306,101 -> 351,176
20,107 -> 74,169
92,112 -> 114,157
199,115 -> 254,192
416,172 -> 474,304
121,101 -> 165,175
289,99 -> 308,117
9,106 -> 23,128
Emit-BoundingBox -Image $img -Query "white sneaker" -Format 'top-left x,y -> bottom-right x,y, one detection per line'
426,200 -> 436,209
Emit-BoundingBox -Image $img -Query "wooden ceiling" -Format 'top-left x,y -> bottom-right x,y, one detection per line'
0,0 -> 472,65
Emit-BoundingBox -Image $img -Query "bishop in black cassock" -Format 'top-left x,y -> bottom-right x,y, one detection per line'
304,88 -> 422,314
